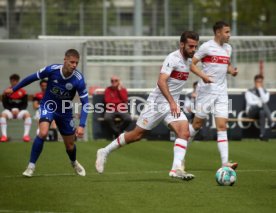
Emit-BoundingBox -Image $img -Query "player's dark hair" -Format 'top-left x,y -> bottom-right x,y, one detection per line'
213,21 -> 230,34
65,49 -> 80,58
254,74 -> 264,81
9,74 -> 20,82
180,31 -> 199,43
193,81 -> 198,87
40,79 -> 48,85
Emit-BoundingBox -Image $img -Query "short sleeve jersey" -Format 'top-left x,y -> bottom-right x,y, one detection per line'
147,50 -> 191,103
194,39 -> 232,94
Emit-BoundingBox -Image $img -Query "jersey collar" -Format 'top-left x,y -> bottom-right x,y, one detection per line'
60,65 -> 75,80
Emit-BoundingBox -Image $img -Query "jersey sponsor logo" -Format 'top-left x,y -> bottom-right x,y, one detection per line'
170,70 -> 189,81
202,55 -> 230,64
50,86 -> 71,98
65,83 -> 73,90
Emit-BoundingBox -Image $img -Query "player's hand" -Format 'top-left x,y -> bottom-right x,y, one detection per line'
170,101 -> 181,118
202,75 -> 213,84
75,126 -> 85,138
4,88 -> 13,96
229,67 -> 238,76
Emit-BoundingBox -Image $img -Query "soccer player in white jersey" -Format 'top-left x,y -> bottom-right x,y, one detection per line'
189,21 -> 238,170
96,31 -> 200,180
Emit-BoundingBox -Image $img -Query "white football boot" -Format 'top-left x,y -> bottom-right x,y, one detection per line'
95,148 -> 108,174
22,167 -> 35,177
72,160 -> 86,176
169,169 -> 195,181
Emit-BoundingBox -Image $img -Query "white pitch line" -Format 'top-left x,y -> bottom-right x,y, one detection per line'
1,169 -> 276,178
0,210 -> 73,213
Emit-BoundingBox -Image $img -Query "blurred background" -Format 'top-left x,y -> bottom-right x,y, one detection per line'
0,0 -> 275,140
1,0 -> 276,38
0,0 -> 275,91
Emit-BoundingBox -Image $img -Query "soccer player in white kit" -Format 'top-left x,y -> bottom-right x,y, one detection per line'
96,31 -> 200,180
189,21 -> 238,169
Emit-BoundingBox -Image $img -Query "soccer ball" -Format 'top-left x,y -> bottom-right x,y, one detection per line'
215,167 -> 237,186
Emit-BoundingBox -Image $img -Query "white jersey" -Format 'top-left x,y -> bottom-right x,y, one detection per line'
194,39 -> 232,94
147,49 -> 191,103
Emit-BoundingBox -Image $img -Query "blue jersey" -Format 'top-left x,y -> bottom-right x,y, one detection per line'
37,64 -> 88,114
13,64 -> 89,128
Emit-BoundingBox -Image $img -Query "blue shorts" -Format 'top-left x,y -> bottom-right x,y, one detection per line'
39,108 -> 75,136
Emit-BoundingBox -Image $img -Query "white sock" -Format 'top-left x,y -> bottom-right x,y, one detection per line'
217,131 -> 229,165
188,123 -> 198,143
24,117 -> 32,136
104,133 -> 126,154
172,138 -> 187,170
0,117 -> 7,137
28,162 -> 35,169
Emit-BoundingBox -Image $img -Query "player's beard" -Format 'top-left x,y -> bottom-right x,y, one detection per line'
183,48 -> 195,58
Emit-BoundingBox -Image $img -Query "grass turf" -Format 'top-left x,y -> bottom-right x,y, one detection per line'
0,140 -> 276,213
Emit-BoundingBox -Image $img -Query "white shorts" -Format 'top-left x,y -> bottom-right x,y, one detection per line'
195,92 -> 228,119
136,102 -> 187,130
2,109 -> 29,120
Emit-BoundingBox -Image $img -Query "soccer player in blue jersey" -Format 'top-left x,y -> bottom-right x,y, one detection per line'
4,49 -> 89,177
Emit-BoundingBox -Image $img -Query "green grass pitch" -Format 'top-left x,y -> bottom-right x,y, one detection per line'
0,140 -> 276,213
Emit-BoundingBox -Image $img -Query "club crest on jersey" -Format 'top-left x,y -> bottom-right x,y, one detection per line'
65,83 -> 73,90
211,56 -> 219,63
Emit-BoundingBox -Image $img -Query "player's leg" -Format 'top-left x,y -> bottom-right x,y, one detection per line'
22,121 -> 50,177
17,110 -> 32,142
0,110 -> 12,142
96,102 -> 163,173
62,134 -> 86,176
189,116 -> 205,141
95,125 -> 147,173
214,94 -> 238,170
55,115 -> 86,176
189,92 -> 213,142
166,113 -> 194,180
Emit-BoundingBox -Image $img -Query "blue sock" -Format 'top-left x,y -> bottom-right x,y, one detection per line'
66,144 -> 76,162
30,136 -> 44,164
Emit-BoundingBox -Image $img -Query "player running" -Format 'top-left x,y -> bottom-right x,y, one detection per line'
188,21 -> 238,169
96,31 -> 202,180
4,49 -> 88,177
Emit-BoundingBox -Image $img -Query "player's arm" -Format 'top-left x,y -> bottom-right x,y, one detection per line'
5,66 -> 52,96
4,73 -> 39,95
190,57 -> 213,83
227,63 -> 238,76
75,79 -> 89,138
157,73 -> 180,118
